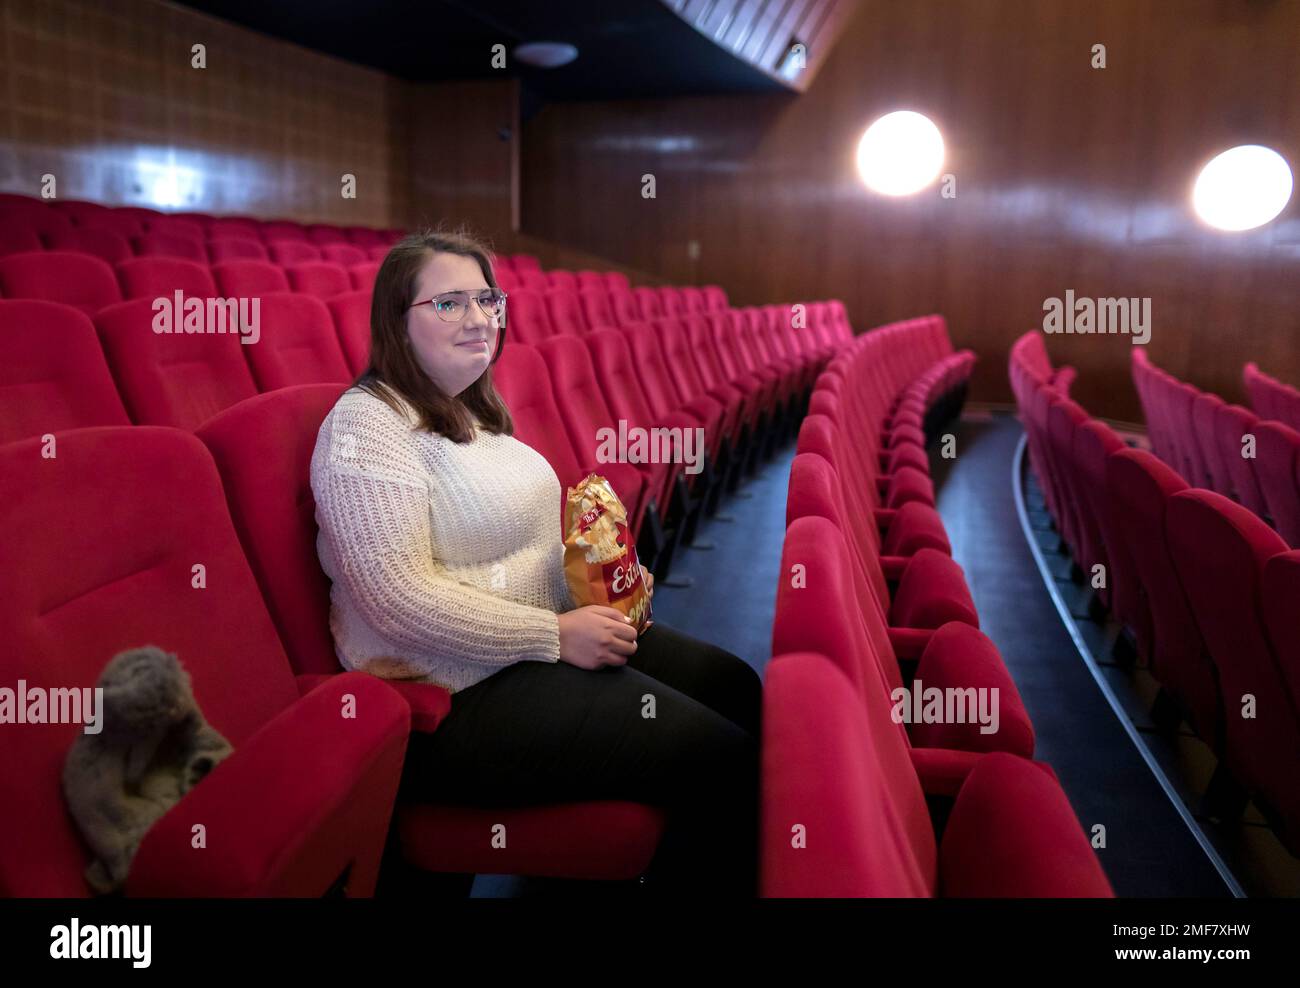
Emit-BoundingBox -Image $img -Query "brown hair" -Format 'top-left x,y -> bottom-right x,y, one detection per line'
355,227 -> 512,442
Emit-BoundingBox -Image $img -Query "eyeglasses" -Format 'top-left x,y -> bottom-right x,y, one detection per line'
409,288 -> 508,323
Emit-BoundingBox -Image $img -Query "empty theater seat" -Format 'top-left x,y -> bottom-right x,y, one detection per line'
285,262 -> 351,299
761,652 -> 1111,897
0,250 -> 122,316
0,299 -> 129,443
0,426 -> 410,896
1165,489 -> 1300,853
95,297 -> 260,430
241,293 -> 352,389
326,290 -> 372,373
213,260 -> 290,296
43,227 -> 132,265
116,257 -> 217,299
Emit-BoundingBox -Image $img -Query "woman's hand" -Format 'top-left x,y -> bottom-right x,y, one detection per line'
644,570 -> 654,597
557,605 -> 638,670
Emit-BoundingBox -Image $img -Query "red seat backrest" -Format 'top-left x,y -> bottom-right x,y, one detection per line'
196,384 -> 348,675
0,300 -> 129,443
0,250 -> 122,316
325,290 -> 372,374
44,228 -> 131,265
213,260 -> 290,296
285,262 -> 350,300
116,257 -> 216,300
242,293 -> 352,389
0,427 -> 300,895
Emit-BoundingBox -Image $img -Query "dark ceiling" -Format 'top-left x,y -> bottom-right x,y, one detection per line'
177,0 -> 787,101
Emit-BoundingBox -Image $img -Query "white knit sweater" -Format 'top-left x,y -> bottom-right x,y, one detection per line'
310,386 -> 573,692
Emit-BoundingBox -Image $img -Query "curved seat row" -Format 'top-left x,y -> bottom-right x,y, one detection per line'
764,319 -> 1113,897
1011,330 -> 1300,856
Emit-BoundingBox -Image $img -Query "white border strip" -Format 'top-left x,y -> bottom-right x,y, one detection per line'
1011,434 -> 1245,898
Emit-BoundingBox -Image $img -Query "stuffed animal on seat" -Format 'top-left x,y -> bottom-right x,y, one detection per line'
62,646 -> 233,895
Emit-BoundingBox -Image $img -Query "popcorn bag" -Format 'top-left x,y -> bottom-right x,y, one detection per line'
563,474 -> 652,634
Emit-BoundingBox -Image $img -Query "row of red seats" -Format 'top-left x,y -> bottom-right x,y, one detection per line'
1245,362 -> 1300,432
1134,349 -> 1300,548
0,192 -> 402,249
1011,331 -> 1300,856
0,284 -> 845,895
764,320 -> 1112,896
508,283 -> 730,341
0,409 -> 673,895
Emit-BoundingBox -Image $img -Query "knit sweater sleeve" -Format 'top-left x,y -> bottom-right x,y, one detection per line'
312,396 -> 561,674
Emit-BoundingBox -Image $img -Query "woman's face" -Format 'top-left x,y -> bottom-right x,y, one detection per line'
406,251 -> 501,397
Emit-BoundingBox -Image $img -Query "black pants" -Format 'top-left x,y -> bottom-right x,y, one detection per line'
400,623 -> 762,896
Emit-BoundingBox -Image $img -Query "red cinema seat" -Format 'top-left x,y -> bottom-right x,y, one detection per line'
242,294 -> 352,389
602,271 -> 630,294
575,271 -> 607,293
116,257 -> 216,300
0,426 -> 410,896
684,314 -> 763,433
578,288 -> 617,332
609,287 -> 642,327
326,290 -> 372,375
1192,392 -> 1232,494
505,287 -> 555,344
544,289 -> 588,336
198,385 -> 664,882
196,385 -> 349,675
1261,551 -> 1300,730
626,323 -> 726,461
0,300 -> 129,443
213,260 -> 290,296
43,227 -> 131,265
656,317 -> 744,444
657,286 -> 686,317
0,225 -> 42,257
145,217 -> 206,241
633,286 -> 665,322
1166,490 -> 1300,852
678,286 -> 707,315
207,238 -> 269,263
786,451 -> 974,629
261,221 -> 307,242
1255,421 -> 1300,547
286,262 -> 350,300
131,232 -> 207,263
209,218 -> 261,241
1214,403 -> 1268,516
536,335 -> 664,526
773,513 -> 1034,756
74,211 -> 144,238
0,203 -> 72,237
268,241 -> 322,265
369,244 -> 393,261
1106,449 -> 1219,742
493,342 -> 647,537
345,227 -> 387,248
0,251 -> 121,316
702,285 -> 728,311
307,224 -> 348,245
520,269 -> 550,292
348,262 -> 379,291
762,653 -> 1111,897
95,298 -> 259,429
510,253 -> 541,273
547,270 -> 578,294
322,243 -> 368,267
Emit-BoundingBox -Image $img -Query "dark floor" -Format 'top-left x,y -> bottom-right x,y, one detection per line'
930,410 -> 1240,897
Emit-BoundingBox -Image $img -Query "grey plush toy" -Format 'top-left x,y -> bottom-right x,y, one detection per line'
62,646 -> 233,895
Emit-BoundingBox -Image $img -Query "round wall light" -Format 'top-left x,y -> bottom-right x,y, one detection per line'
513,42 -> 579,69
855,110 -> 945,196
1192,144 -> 1293,231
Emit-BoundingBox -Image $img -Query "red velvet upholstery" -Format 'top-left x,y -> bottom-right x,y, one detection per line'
0,300 -> 129,443
0,250 -> 122,316
95,297 -> 259,430
116,257 -> 216,300
242,293 -> 352,390
0,427 -> 408,896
